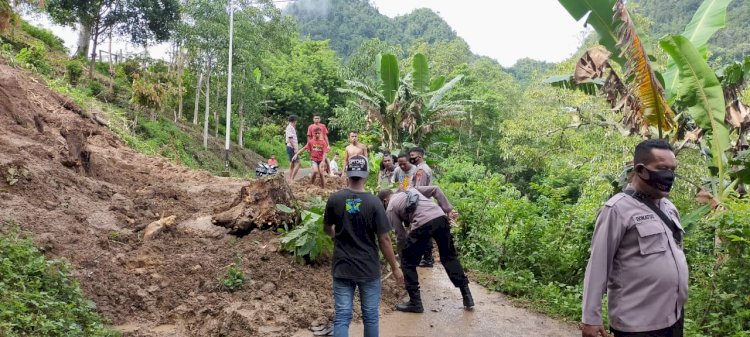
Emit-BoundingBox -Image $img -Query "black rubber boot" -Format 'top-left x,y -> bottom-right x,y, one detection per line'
460,285 -> 474,309
418,256 -> 434,268
396,289 -> 424,313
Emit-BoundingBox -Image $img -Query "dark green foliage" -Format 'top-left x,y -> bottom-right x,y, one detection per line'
285,0 -> 457,59
19,21 -> 66,52
119,58 -> 142,84
631,0 -> 750,63
280,200 -> 333,264
684,201 -> 750,336
86,79 -> 104,97
244,123 -> 290,168
0,229 -> 118,337
266,40 -> 346,143
66,60 -> 84,85
219,264 -> 247,292
15,42 -> 50,74
505,58 -> 556,88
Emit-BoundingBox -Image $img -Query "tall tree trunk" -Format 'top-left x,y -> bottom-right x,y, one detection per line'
75,21 -> 92,58
238,99 -> 244,147
214,79 -> 219,137
88,23 -> 101,79
176,49 -> 184,121
203,61 -> 212,150
476,133 -> 482,161
193,69 -> 203,125
107,31 -> 113,92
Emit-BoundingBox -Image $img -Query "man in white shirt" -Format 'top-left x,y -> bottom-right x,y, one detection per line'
285,115 -> 300,180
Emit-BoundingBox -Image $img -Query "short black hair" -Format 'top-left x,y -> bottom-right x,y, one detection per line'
377,189 -> 393,201
397,153 -> 409,159
634,139 -> 673,165
409,147 -> 425,156
313,114 -> 320,118
288,115 -> 297,122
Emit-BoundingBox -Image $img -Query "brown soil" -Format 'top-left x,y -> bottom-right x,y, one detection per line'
0,61 -> 402,336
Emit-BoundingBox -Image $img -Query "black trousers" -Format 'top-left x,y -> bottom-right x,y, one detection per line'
400,216 -> 468,292
612,316 -> 684,337
422,238 -> 434,261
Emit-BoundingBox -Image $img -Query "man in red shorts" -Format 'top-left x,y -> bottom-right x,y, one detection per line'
293,127 -> 329,188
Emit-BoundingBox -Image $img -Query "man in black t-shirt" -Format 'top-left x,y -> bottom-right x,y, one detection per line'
323,155 -> 403,337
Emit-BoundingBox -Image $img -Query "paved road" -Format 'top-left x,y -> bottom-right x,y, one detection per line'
296,265 -> 579,337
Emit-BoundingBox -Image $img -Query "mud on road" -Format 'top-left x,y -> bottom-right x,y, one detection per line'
0,60 -> 578,337
0,61 -> 404,336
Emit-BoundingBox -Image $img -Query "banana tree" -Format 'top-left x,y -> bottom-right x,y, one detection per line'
553,0 -> 748,204
338,53 -> 468,150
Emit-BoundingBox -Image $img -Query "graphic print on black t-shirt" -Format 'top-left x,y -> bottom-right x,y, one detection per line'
324,190 -> 392,281
346,198 -> 362,214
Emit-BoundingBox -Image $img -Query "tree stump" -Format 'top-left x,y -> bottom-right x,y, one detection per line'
212,174 -> 298,235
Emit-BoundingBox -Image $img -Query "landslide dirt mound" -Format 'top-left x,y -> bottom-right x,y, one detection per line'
0,61 -> 402,337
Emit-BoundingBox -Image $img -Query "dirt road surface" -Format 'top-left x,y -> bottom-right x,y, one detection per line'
295,265 -> 579,337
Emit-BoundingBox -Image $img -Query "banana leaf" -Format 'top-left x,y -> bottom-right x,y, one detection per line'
659,35 -> 730,191
429,76 -> 446,92
663,0 -> 731,99
543,74 -> 603,96
379,53 -> 399,104
558,0 -> 623,65
412,53 -> 430,93
614,0 -> 676,137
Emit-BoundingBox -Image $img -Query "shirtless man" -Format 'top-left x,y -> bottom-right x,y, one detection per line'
344,131 -> 368,170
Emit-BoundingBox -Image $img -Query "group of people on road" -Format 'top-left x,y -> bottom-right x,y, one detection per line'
318,136 -> 473,336
284,115 -> 367,187
282,113 -> 687,337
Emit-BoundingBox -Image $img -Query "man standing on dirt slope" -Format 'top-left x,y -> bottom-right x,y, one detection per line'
292,127 -> 329,188
323,155 -> 403,337
344,131 -> 368,170
408,147 -> 436,268
286,115 -> 301,181
307,114 -> 331,174
582,139 -> 687,337
378,186 -> 474,313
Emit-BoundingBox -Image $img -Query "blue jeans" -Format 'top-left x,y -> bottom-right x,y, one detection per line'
333,277 -> 381,337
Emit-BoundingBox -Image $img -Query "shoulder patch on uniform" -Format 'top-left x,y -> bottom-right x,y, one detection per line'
605,193 -> 626,207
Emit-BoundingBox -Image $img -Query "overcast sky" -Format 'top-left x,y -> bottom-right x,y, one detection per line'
370,0 -> 588,67
25,0 -> 589,67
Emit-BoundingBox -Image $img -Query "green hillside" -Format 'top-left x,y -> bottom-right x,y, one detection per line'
632,0 -> 750,63
284,0 -> 458,58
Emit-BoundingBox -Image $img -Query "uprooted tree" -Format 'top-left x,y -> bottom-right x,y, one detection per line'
212,174 -> 299,235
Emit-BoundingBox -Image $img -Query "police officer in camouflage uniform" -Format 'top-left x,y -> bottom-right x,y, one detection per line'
582,139 -> 688,337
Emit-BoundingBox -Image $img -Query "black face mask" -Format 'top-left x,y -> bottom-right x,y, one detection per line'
639,166 -> 675,192
409,157 -> 418,165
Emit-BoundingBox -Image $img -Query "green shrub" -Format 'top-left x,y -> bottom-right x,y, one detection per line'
87,79 -> 104,97
15,42 -> 50,74
20,21 -> 66,52
684,199 -> 750,336
280,204 -> 332,264
0,229 -> 117,336
119,59 -> 141,84
219,264 -> 247,292
66,60 -> 84,86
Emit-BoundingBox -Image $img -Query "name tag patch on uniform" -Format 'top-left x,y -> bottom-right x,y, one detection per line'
633,214 -> 656,223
